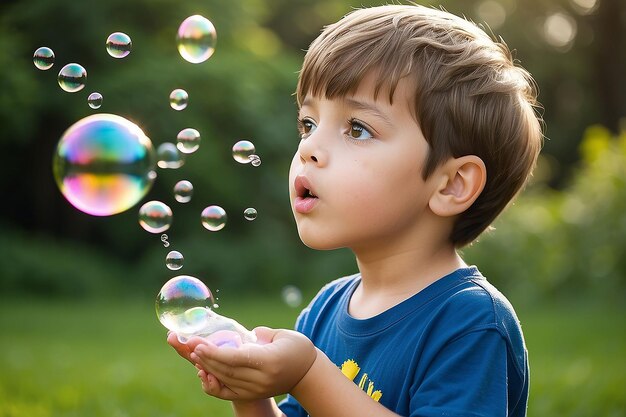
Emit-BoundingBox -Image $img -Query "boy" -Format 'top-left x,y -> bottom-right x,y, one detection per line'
169,4 -> 542,416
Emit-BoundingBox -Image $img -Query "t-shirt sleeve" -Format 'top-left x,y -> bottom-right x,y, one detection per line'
410,327 -> 509,417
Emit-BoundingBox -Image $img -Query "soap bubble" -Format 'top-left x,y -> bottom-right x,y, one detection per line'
201,205 -> 227,231
176,128 -> 201,154
249,154 -> 261,167
156,275 -> 215,334
177,15 -> 217,64
243,207 -> 257,221
106,32 -> 132,58
156,275 -> 257,344
174,180 -> 193,203
169,89 -> 188,111
87,92 -> 103,109
232,140 -> 255,164
52,113 -> 156,216
166,250 -> 184,270
157,142 -> 185,169
282,285 -> 303,308
33,47 -> 54,70
161,233 -> 170,247
138,200 -> 173,233
57,63 -> 87,93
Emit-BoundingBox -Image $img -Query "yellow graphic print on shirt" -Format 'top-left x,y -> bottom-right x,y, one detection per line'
340,359 -> 383,402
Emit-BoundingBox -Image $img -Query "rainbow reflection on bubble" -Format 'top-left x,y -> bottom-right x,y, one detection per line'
106,32 -> 132,58
33,47 -> 54,70
57,63 -> 87,93
176,15 -> 217,64
53,113 -> 156,216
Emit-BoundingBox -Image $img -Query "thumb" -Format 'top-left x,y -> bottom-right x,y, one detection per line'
252,326 -> 279,344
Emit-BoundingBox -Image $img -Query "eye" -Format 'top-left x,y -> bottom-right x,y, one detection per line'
347,119 -> 374,141
297,117 -> 317,139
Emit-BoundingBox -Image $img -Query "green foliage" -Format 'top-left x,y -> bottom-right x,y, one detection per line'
464,125 -> 626,303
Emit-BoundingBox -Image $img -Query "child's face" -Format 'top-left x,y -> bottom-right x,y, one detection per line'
289,73 -> 441,252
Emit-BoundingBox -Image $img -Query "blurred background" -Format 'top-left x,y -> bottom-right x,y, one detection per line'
0,0 -> 624,416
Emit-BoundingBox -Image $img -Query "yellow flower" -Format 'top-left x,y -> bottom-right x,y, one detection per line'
341,359 -> 360,381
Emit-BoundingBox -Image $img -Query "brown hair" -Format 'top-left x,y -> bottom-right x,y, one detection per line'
296,4 -> 543,247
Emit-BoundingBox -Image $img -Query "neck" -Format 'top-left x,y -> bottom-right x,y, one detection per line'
348,238 -> 465,318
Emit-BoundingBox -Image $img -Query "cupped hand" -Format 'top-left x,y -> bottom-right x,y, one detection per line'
189,326 -> 317,401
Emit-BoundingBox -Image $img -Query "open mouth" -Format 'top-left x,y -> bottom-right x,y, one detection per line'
295,176 -> 318,199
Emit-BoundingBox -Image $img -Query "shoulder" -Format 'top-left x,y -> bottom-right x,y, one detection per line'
434,268 -> 527,367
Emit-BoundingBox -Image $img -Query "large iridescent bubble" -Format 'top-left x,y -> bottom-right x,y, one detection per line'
156,275 -> 257,344
52,113 -> 156,216
176,15 -> 217,64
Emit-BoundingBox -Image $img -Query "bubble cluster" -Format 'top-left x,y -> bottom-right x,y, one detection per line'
52,113 -> 156,216
57,63 -> 87,93
33,47 -> 55,70
87,92 -> 103,109
243,207 -> 257,221
106,32 -> 132,58
176,128 -> 201,154
249,154 -> 261,167
138,200 -> 173,233
157,142 -> 185,169
169,89 -> 188,111
174,180 -> 193,203
232,140 -> 256,164
166,250 -> 184,270
176,15 -> 217,64
161,233 -> 170,247
201,205 -> 227,231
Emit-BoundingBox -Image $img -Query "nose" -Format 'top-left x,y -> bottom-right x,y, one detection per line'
297,130 -> 327,166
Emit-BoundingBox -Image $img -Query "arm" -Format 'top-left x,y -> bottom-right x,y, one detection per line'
190,327 -> 401,417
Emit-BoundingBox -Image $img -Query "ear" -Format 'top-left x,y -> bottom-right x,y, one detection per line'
428,155 -> 486,217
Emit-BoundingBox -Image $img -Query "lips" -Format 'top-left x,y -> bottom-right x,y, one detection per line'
293,175 -> 319,213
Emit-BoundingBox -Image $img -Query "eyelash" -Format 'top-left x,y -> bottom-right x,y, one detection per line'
296,117 -> 376,142
345,118 -> 375,143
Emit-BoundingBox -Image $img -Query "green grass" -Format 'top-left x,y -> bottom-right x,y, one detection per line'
0,296 -> 624,417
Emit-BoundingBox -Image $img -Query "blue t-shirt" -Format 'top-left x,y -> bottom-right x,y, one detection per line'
278,266 -> 529,417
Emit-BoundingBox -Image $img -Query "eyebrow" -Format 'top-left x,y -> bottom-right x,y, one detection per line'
300,97 -> 394,128
344,98 -> 394,128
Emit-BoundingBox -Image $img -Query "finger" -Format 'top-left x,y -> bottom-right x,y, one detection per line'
167,332 -> 193,362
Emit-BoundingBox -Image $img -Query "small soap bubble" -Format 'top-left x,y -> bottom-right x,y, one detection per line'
174,180 -> 193,203
57,63 -> 87,93
249,154 -> 261,167
201,205 -> 227,231
160,233 -> 170,247
157,142 -> 185,169
33,47 -> 54,70
169,89 -> 188,111
243,208 -> 257,221
87,92 -> 103,109
106,32 -> 132,58
166,250 -> 184,270
139,200 -> 173,233
156,275 -> 216,334
232,140 -> 256,164
177,15 -> 217,64
177,128 -> 201,154
52,113 -> 156,216
282,285 -> 303,308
